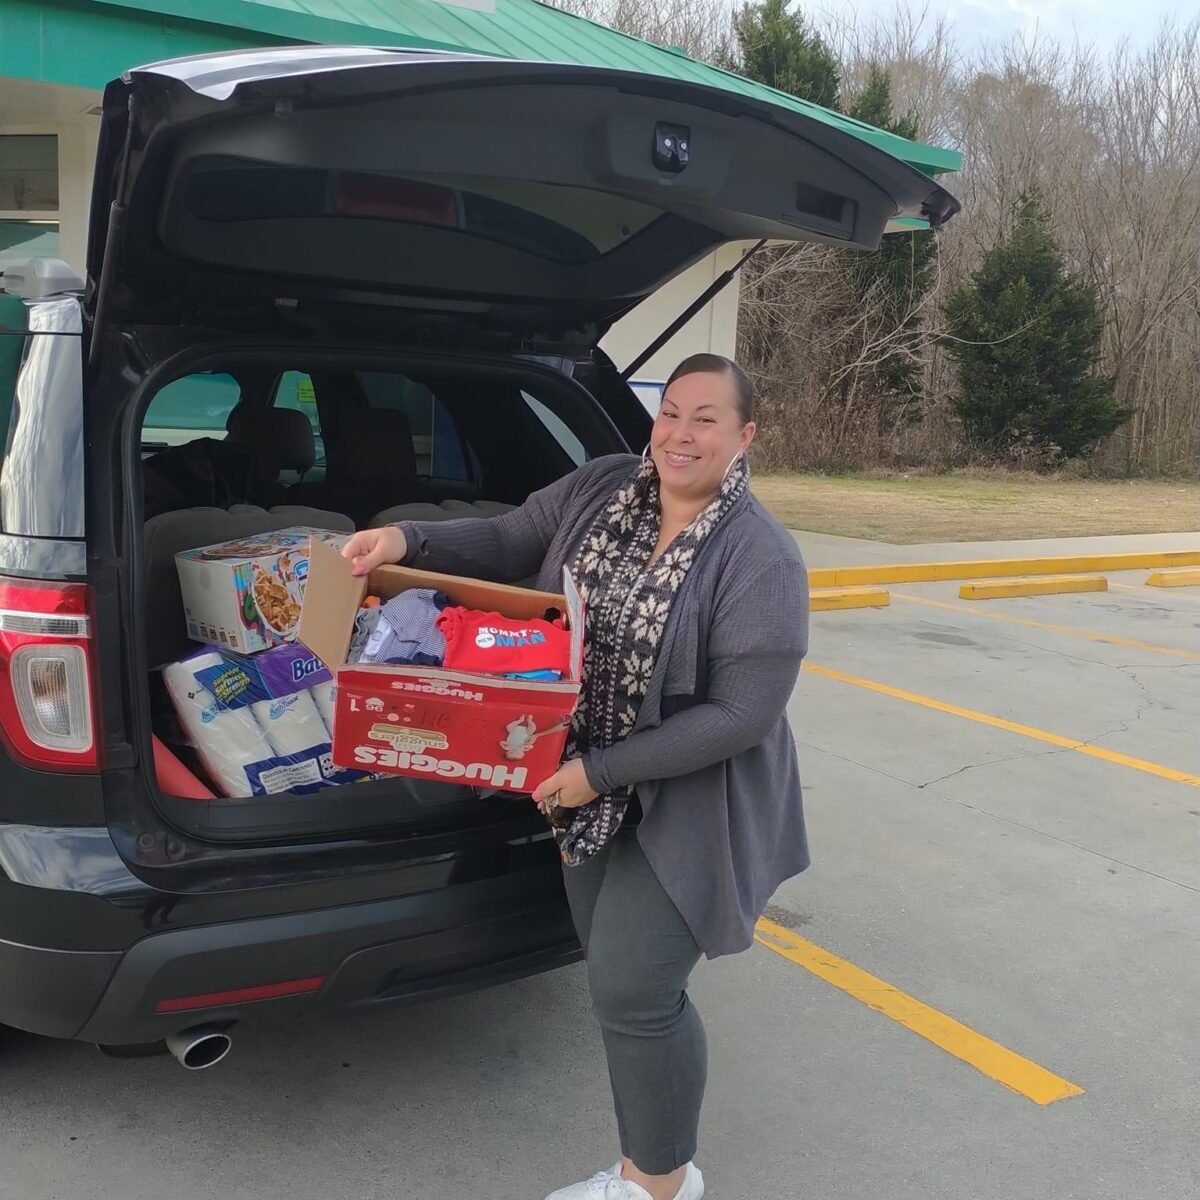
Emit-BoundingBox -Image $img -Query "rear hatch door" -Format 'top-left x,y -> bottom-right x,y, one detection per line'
87,46 -> 958,347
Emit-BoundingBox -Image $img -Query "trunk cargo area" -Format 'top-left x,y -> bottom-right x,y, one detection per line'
127,343 -> 633,842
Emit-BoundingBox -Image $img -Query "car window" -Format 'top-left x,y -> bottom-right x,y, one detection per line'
142,373 -> 241,446
357,371 -> 477,482
522,392 -> 588,466
629,380 -> 665,417
274,370 -> 320,432
273,370 -> 325,472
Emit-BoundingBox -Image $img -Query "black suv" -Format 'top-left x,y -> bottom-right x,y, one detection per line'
0,46 -> 955,1062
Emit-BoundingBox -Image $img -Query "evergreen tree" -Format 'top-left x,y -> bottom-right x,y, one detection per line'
730,0 -> 840,109
847,62 -> 916,137
945,192 -> 1126,461
845,64 -> 937,418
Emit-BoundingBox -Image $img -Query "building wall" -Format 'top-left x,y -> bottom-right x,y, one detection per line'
0,76 -> 101,278
54,116 -> 100,274
599,241 -> 749,384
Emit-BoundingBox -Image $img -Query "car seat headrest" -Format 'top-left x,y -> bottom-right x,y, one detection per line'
226,403 -> 316,474
326,406 -> 417,484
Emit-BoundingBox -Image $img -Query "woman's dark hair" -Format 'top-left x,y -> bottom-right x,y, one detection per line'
664,354 -> 755,424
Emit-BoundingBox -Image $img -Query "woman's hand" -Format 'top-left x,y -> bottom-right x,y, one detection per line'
532,759 -> 598,815
341,526 -> 408,577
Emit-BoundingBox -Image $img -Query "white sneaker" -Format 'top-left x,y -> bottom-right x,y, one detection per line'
543,1161 -> 704,1200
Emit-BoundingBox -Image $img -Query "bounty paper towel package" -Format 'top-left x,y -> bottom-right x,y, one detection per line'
175,527 -> 348,654
163,653 -> 274,799
164,649 -> 368,798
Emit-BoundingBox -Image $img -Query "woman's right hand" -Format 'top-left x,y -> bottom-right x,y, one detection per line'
341,526 -> 408,577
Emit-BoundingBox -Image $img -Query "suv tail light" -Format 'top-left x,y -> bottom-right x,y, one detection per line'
0,577 -> 99,771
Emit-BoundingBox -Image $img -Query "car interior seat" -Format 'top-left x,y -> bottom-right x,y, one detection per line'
225,401 -> 316,481
286,405 -> 427,528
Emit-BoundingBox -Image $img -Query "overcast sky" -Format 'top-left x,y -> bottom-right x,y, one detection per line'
823,0 -> 1189,58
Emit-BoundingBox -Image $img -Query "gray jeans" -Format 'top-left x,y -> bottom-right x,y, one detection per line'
562,827 -> 707,1176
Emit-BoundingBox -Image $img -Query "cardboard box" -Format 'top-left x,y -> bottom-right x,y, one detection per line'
176,527 -> 349,654
299,538 -> 583,794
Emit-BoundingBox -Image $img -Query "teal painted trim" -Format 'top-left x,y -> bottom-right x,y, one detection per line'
77,0 -> 962,173
0,0 -> 292,90
9,0 -> 961,177
79,0 -> 469,57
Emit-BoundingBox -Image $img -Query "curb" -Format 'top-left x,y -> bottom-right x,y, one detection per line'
1147,568 -> 1200,589
810,586 -> 890,611
808,549 -> 1200,589
959,575 -> 1108,600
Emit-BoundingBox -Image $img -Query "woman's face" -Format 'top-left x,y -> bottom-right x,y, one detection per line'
650,370 -> 756,501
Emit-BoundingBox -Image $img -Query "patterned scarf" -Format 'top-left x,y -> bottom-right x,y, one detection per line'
552,452 -> 751,865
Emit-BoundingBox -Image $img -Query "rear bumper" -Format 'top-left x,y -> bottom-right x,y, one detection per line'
2,865 -> 579,1045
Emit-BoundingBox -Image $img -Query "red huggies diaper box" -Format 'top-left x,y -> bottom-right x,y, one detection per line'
298,538 -> 584,794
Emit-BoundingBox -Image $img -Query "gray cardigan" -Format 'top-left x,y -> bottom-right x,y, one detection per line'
396,455 -> 810,958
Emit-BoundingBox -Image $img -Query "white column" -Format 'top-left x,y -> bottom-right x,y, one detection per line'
706,241 -> 744,361
599,240 -> 752,381
55,115 -> 100,278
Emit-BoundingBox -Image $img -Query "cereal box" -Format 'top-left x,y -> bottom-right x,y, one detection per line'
176,528 -> 349,655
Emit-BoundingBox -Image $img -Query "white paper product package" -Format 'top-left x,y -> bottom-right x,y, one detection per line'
163,654 -> 272,799
251,690 -> 329,758
310,680 -> 337,731
165,654 -> 371,798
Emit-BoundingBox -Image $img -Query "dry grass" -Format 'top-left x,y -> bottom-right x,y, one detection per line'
752,470 -> 1200,543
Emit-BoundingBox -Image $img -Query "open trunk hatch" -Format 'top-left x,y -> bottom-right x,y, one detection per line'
88,46 -> 958,346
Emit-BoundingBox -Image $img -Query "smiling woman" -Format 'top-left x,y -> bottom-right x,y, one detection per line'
649,354 -> 757,523
342,352 -> 810,1200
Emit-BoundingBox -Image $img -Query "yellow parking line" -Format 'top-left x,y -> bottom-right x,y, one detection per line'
802,663 -> 1200,787
892,591 -> 1200,660
754,919 -> 1084,1105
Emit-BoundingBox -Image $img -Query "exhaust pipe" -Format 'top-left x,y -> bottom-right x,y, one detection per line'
164,1024 -> 232,1070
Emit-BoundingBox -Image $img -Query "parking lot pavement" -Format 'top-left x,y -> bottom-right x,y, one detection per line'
3,536 -> 1199,1200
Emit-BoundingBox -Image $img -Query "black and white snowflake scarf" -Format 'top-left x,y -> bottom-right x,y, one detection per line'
551,452 -> 750,865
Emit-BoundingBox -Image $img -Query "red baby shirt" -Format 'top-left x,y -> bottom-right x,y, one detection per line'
436,608 -> 570,676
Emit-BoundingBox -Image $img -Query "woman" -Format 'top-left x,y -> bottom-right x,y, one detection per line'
342,354 -> 810,1200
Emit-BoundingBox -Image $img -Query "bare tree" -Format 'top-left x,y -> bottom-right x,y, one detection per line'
547,0 -> 736,65
820,2 -> 960,145
945,20 -> 1200,472
744,10 -> 1200,473
550,0 -> 1200,473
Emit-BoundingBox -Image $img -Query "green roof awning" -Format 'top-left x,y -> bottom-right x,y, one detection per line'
12,0 -> 960,178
